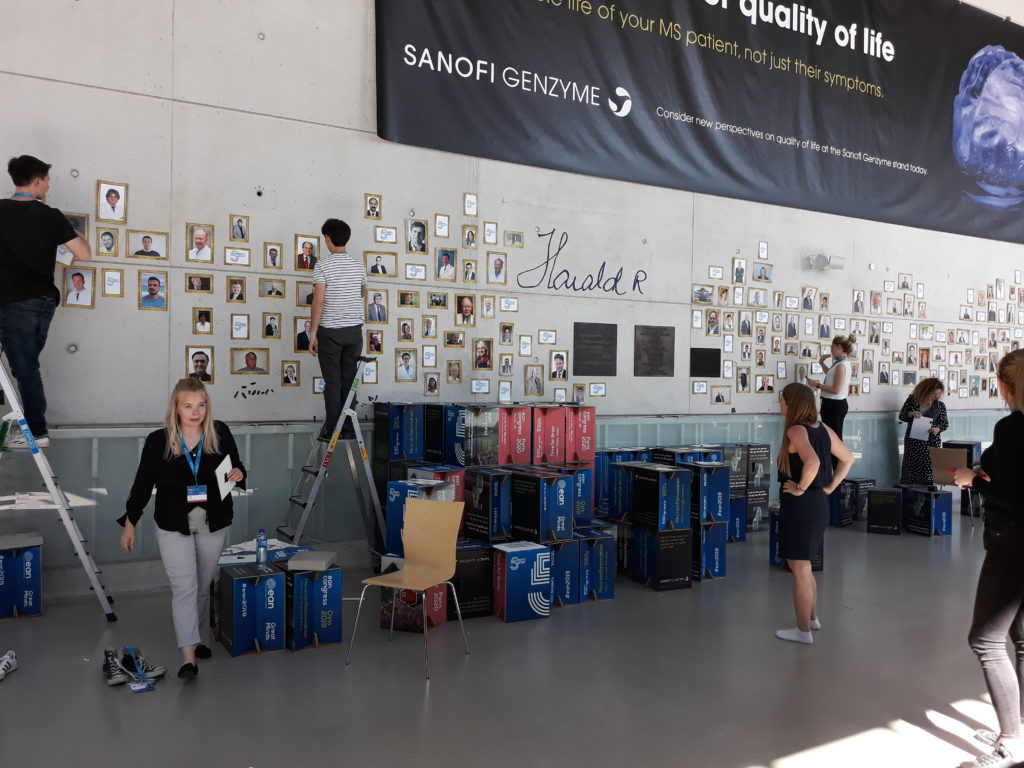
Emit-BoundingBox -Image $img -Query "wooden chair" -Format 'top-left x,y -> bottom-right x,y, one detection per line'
345,498 -> 469,678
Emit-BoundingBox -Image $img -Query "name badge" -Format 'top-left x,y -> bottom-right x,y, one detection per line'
186,485 -> 208,503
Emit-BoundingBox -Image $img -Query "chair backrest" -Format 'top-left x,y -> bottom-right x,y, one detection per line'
401,499 -> 465,580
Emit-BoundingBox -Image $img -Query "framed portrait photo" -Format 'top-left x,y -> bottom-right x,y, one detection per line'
464,193 -> 478,217
230,313 -> 250,341
436,248 -> 457,281
434,214 -> 450,239
294,317 -> 313,353
503,230 -> 523,248
424,372 -> 441,397
446,360 -> 463,383
498,322 -> 515,346
127,230 -> 167,260
397,318 -> 415,343
185,346 -> 214,384
185,223 -> 214,263
752,263 -> 773,283
500,296 -> 519,312
64,211 -> 89,239
193,307 -> 213,335
693,284 -> 714,305
95,227 -> 118,258
398,290 -> 420,310
366,329 -> 384,354
224,247 -> 251,267
428,292 -> 448,309
281,360 -> 300,387
422,315 -> 438,339
226,276 -> 246,303
232,348 -> 269,375
463,225 -> 478,249
374,226 -> 398,245
96,180 -> 128,224
296,281 -> 314,307
498,352 -> 514,376
295,235 -> 320,271
483,221 -> 498,245
228,214 -> 249,242
366,251 -> 397,277
263,242 -> 284,270
101,268 -> 123,298
395,348 -> 418,382
261,312 -> 281,340
63,266 -> 96,309
406,219 -> 429,254
486,252 -> 507,285
406,264 -> 427,281
454,294 -> 476,327
259,278 -> 286,299
462,259 -> 478,283
552,387 -> 566,403
364,193 -> 382,220
711,386 -> 731,404
138,270 -> 168,311
444,330 -> 465,348
472,338 -> 494,371
481,295 -> 496,319
548,349 -> 569,380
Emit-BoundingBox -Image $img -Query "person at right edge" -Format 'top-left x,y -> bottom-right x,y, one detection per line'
310,218 -> 366,440
775,383 -> 854,646
954,350 -> 1024,768
0,155 -> 91,449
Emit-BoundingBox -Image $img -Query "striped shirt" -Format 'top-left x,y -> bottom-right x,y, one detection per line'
313,250 -> 366,328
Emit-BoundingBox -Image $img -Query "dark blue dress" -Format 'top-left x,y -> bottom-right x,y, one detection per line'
778,423 -> 833,560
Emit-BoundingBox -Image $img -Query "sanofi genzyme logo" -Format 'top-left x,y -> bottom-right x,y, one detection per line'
608,86 -> 632,117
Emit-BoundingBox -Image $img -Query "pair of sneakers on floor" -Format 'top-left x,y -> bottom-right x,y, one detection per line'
0,650 -> 16,680
102,647 -> 167,685
962,731 -> 1024,768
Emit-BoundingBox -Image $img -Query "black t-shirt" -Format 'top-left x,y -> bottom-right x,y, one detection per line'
0,199 -> 77,305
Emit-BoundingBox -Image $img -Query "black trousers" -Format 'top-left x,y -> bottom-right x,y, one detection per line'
819,397 -> 848,439
318,324 -> 363,434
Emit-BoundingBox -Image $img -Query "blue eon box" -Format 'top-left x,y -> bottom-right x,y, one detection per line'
543,462 -> 595,527
276,564 -> 343,651
692,522 -> 728,581
690,462 -> 730,524
373,402 -> 424,461
631,464 -> 691,532
253,570 -> 286,651
218,565 -> 259,656
651,445 -> 700,466
606,460 -> 651,522
0,534 -> 43,617
729,497 -> 747,542
385,479 -> 456,556
903,488 -> 954,536
493,541 -> 553,622
550,539 -> 581,606
576,529 -> 615,600
633,527 -> 692,591
464,467 -> 514,541
510,471 -> 572,542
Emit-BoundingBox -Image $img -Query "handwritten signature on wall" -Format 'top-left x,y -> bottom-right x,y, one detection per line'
515,229 -> 648,296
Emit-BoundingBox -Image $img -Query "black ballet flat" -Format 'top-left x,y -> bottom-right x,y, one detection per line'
194,644 -> 212,659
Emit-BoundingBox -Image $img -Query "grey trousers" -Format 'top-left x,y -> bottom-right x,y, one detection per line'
156,527 -> 227,648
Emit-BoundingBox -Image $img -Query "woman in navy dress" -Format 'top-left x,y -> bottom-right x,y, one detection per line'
776,383 -> 854,644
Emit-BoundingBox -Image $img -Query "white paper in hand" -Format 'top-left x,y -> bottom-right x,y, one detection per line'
909,416 -> 932,441
55,244 -> 74,266
216,454 -> 235,500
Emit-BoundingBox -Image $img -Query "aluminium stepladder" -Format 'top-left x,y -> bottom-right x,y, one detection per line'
276,356 -> 386,559
0,353 -> 117,621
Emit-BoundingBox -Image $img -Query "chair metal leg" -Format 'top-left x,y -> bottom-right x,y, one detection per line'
421,590 -> 430,680
968,489 -> 976,528
345,584 -> 372,665
389,587 -> 397,642
446,581 -> 470,655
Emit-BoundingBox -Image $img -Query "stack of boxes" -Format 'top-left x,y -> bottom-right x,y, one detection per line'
745,444 -> 771,533
630,461 -> 693,591
722,444 -> 749,542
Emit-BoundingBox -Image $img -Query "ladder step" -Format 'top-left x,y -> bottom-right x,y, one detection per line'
276,526 -> 295,542
301,465 -> 321,476
288,495 -> 308,507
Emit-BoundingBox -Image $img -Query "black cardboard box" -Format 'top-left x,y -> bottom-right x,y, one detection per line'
867,488 -> 903,534
746,488 -> 770,532
449,541 -> 493,619
632,527 -> 692,591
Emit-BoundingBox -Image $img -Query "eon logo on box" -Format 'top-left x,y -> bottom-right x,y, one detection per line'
265,577 -> 277,608
388,488 -> 400,502
510,555 -> 526,571
557,480 -> 567,505
23,550 -> 34,579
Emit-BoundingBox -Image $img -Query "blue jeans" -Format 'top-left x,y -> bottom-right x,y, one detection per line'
0,297 -> 57,436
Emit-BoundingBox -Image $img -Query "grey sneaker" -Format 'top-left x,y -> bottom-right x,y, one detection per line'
102,648 -> 129,686
121,647 -> 166,680
0,651 -> 17,681
2,429 -> 49,450
958,746 -> 1018,768
975,730 -> 999,748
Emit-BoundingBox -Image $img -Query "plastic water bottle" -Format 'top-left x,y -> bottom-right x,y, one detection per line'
256,528 -> 268,569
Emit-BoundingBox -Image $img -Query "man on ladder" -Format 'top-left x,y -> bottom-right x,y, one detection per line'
0,155 -> 92,450
309,218 -> 366,441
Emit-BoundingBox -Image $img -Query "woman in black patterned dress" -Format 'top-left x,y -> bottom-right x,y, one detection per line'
898,378 -> 948,485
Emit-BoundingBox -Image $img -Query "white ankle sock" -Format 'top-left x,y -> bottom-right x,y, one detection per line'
809,618 -> 821,630
775,627 -> 814,644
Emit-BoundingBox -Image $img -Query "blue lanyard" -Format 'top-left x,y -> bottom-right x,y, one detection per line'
180,434 -> 204,483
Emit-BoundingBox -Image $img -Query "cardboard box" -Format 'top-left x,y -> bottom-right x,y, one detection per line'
728,497 -> 747,542
721,444 -> 749,494
550,539 -> 581,606
563,405 -> 597,462
372,402 -> 424,461
423,403 -> 447,463
218,565 -> 259,656
902,488 -> 953,536
510,471 -> 573,542
690,462 -> 730,524
632,527 -> 692,591
531,406 -> 567,464
493,542 -> 553,622
0,533 -> 42,618
385,479 -> 456,556
769,508 -> 824,571
747,444 -> 771,492
867,488 -> 903,534
828,490 -> 851,527
408,464 -> 466,502
275,563 -> 343,651
450,541 -> 493,619
464,467 -> 514,541
431,405 -> 533,467
252,569 -> 286,651
746,488 -> 770,531
840,477 -> 876,521
631,464 -> 691,531
692,522 -> 728,581
543,462 -> 596,527
606,460 -> 653,522
943,439 -> 983,466
500,405 -> 535,464
616,522 -> 634,576
379,585 -> 447,632
576,529 -> 615,600
651,446 -> 702,466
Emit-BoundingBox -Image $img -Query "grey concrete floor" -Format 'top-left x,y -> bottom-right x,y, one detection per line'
0,512 -> 1004,768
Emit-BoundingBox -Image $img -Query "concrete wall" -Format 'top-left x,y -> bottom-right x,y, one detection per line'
0,0 -> 1021,425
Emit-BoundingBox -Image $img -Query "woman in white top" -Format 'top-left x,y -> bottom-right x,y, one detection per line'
807,334 -> 855,440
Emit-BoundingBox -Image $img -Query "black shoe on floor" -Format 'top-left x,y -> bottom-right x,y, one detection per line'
194,644 -> 212,660
177,663 -> 198,680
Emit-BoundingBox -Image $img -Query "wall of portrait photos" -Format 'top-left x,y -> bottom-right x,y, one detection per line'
1,0 -> 1021,425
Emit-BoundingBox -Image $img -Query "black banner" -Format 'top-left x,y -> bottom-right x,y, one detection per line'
376,0 -> 1024,244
